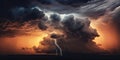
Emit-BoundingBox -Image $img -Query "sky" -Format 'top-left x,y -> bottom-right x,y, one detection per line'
0,0 -> 120,55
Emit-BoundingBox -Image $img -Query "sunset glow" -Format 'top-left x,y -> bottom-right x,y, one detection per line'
90,18 -> 118,51
0,0 -> 120,56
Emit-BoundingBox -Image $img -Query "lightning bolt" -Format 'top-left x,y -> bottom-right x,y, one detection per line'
53,39 -> 63,56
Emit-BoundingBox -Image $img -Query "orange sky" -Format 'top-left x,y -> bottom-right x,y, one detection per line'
90,18 -> 118,51
0,17 -> 119,54
0,30 -> 49,54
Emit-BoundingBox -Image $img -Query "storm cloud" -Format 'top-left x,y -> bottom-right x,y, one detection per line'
33,0 -> 120,54
35,13 -> 104,54
0,0 -> 120,54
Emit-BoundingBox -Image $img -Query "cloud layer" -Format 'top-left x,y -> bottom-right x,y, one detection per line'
0,0 -> 120,54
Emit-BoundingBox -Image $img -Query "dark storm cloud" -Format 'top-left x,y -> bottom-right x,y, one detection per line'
0,19 -> 40,37
79,0 -> 120,52
34,14 -> 104,53
10,7 -> 45,21
38,13 -> 61,30
38,21 -> 48,30
37,0 -> 91,5
50,13 -> 61,22
33,37 -> 57,53
62,15 -> 83,32
0,0 -> 32,19
80,0 -> 120,19
0,0 -> 92,20
0,0 -> 46,21
79,0 -> 120,32
0,0 -> 120,54
1,0 -> 118,21
56,0 -> 91,6
62,15 -> 99,43
37,0 -> 55,4
33,0 -> 120,53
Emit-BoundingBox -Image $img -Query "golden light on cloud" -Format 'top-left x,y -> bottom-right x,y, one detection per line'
0,29 -> 49,54
90,18 -> 118,51
18,31 -> 50,54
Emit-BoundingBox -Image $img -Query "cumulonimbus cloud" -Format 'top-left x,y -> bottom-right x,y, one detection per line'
0,0 -> 120,54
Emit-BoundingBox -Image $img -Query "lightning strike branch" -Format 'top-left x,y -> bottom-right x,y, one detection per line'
53,39 -> 63,56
